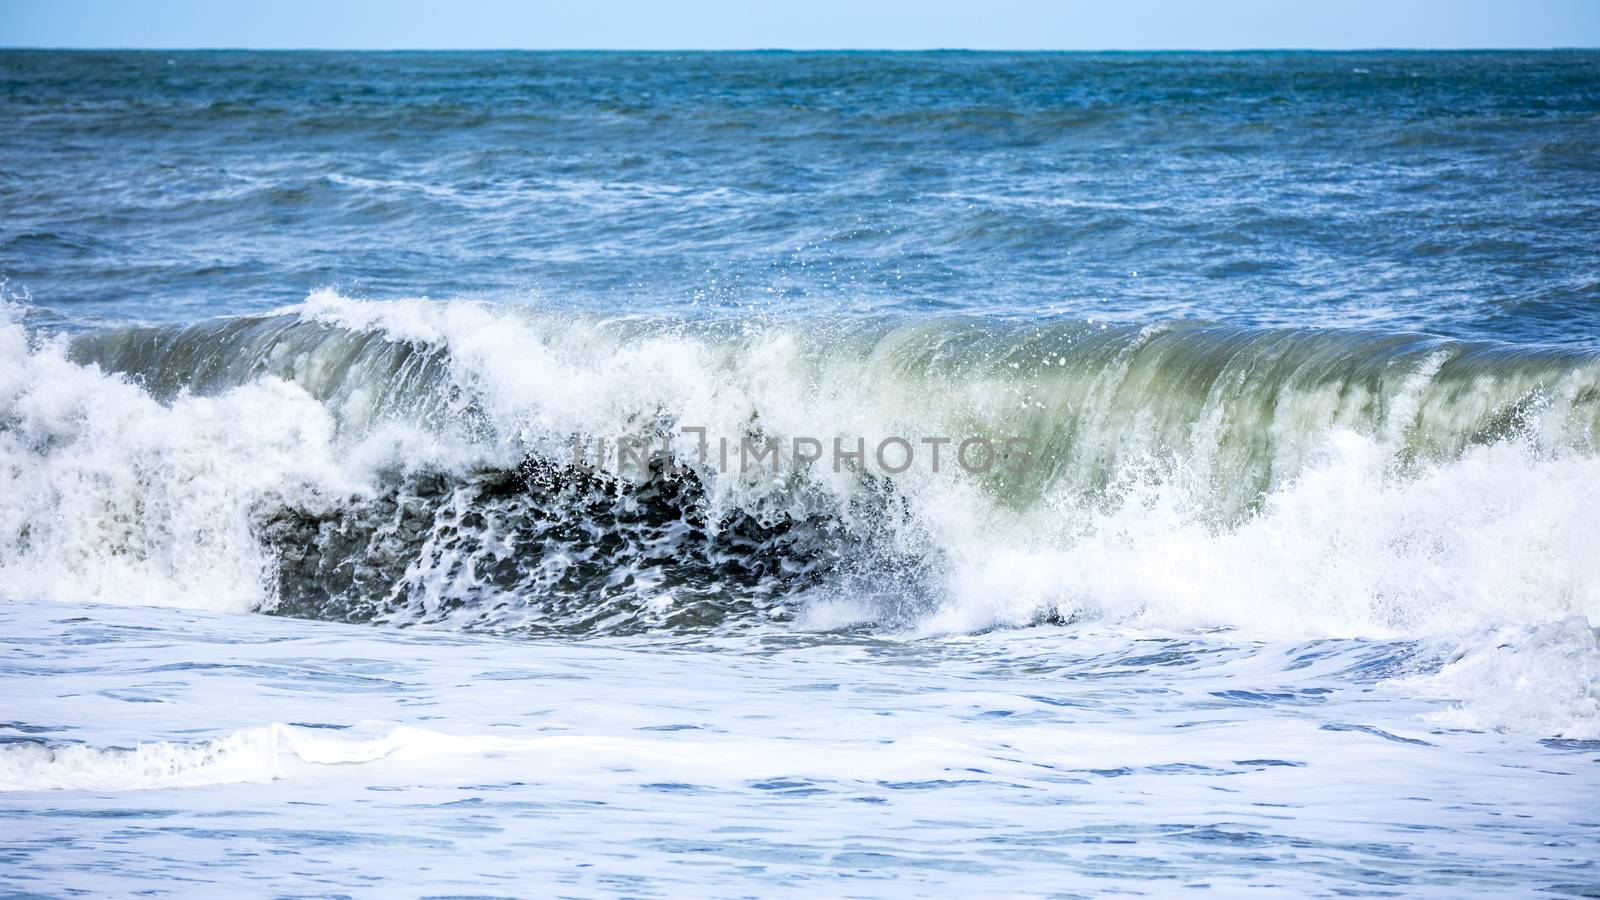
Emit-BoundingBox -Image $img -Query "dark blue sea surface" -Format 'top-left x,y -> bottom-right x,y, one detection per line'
2,50 -> 1598,341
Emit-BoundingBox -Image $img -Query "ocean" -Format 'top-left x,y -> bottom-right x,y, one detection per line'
1,49 -> 1598,896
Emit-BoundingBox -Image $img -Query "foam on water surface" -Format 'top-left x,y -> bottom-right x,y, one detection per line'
2,601 -> 1597,896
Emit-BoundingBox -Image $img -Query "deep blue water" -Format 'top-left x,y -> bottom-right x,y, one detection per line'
3,50 -> 1598,341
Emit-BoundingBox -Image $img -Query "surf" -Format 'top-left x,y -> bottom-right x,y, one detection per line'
0,289 -> 1595,642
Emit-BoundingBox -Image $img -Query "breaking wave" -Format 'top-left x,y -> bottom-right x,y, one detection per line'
2,289 -> 1598,641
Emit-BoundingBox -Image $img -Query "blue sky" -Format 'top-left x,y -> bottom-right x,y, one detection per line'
3,0 -> 1598,50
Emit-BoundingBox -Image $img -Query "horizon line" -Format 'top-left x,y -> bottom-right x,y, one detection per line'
3,45 -> 1598,53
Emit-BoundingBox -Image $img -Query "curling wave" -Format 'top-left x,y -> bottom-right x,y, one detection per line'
2,290 -> 1598,638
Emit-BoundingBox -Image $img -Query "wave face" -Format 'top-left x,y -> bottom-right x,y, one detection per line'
0,290 -> 1593,639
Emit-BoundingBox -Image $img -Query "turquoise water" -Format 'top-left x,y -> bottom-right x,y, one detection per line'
1,51 -> 1599,897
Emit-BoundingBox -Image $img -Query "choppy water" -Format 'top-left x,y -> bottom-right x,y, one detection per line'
2,50 -> 1599,897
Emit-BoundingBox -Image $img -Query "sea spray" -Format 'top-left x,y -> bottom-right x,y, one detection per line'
1,291 -> 1594,645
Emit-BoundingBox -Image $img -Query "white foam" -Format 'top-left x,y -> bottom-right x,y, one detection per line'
930,432 -> 1600,639
0,318 -> 375,610
0,720 -> 992,793
0,723 -> 489,792
1395,617 -> 1600,739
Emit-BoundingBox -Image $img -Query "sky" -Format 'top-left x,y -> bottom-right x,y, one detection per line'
2,0 -> 1599,50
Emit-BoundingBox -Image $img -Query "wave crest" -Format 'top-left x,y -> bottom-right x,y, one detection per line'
0,290 -> 1595,640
